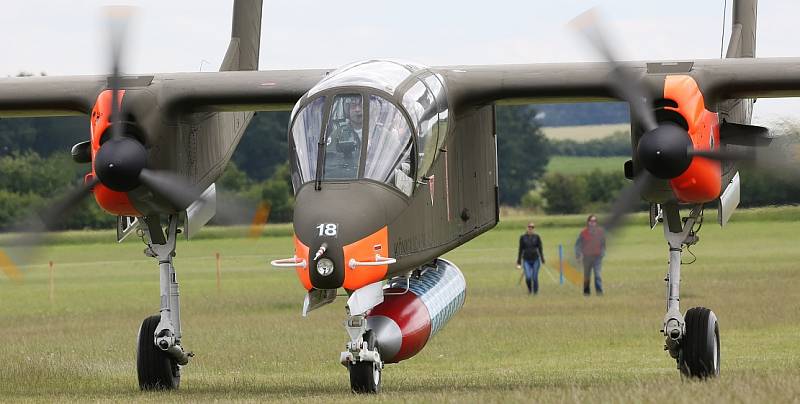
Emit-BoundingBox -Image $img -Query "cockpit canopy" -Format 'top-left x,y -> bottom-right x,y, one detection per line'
289,60 -> 449,196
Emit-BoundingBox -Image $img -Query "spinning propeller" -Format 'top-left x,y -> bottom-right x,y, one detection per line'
571,9 -> 762,234
2,7 -> 203,273
95,6 -> 202,211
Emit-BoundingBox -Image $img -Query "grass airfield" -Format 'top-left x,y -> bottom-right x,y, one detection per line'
1,208 -> 799,402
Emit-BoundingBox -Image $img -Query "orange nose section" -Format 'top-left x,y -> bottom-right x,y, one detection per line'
342,227 -> 390,291
293,227 -> 391,291
293,235 -> 312,290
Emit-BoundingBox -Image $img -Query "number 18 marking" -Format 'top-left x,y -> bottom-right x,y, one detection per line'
317,223 -> 338,237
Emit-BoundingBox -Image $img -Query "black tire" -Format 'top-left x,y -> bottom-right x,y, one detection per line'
349,330 -> 381,394
137,315 -> 180,390
679,307 -> 720,379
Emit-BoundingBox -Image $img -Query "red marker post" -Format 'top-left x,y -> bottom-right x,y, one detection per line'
215,252 -> 221,295
49,260 -> 55,304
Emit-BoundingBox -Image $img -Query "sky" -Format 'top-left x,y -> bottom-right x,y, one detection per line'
1,0 -> 799,124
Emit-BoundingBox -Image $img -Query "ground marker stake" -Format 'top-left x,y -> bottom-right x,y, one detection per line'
49,260 -> 54,304
216,252 -> 221,295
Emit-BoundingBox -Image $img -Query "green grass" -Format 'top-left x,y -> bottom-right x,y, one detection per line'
1,210 -> 799,402
546,155 -> 629,175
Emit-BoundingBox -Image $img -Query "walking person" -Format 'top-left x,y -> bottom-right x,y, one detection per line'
516,222 -> 545,295
575,214 -> 606,296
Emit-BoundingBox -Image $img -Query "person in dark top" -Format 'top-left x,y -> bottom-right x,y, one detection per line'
575,214 -> 606,296
516,222 -> 545,295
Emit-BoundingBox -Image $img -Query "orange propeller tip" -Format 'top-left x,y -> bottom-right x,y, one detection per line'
104,5 -> 137,19
568,7 -> 601,31
0,249 -> 23,282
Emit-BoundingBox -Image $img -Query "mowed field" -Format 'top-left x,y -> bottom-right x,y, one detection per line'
546,156 -> 629,175
541,124 -> 629,141
1,209 -> 799,402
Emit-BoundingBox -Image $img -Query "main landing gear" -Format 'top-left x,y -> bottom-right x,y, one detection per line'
659,204 -> 720,378
136,215 -> 193,390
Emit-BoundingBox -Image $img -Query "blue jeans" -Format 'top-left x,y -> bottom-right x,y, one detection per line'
582,255 -> 603,295
523,258 -> 541,294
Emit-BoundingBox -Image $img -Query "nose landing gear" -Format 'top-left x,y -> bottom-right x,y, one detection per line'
659,204 -> 720,379
341,309 -> 383,394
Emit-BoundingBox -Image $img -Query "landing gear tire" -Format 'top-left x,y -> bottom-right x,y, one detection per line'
349,330 -> 381,394
679,307 -> 720,379
137,315 -> 180,390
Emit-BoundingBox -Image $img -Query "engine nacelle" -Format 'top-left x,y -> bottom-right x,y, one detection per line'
366,258 -> 466,363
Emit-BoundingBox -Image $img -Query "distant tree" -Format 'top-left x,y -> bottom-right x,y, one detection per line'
0,117 -> 89,157
496,106 -> 550,206
217,161 -> 252,192
548,131 -> 631,157
541,172 -> 588,214
534,102 -> 630,127
258,162 -> 294,223
232,112 -> 291,181
584,169 -> 628,204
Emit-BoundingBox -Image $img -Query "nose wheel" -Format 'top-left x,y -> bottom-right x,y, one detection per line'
136,315 -> 180,390
347,330 -> 382,394
679,307 -> 720,378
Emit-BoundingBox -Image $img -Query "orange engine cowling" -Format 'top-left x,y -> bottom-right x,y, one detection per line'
88,90 -> 141,217
662,75 -> 722,203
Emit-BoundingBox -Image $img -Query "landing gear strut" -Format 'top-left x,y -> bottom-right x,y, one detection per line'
136,215 -> 192,390
660,204 -> 720,378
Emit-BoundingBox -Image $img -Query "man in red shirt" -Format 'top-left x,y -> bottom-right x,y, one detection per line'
575,214 -> 606,296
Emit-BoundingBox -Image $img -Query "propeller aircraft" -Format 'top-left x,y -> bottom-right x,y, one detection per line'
1,0 -> 799,393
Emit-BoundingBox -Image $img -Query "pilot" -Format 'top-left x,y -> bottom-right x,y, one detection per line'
333,97 -> 363,159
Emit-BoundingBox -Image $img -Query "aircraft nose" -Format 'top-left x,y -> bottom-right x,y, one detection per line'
292,182 -> 407,291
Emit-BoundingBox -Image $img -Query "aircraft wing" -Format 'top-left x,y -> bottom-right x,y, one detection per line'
0,69 -> 329,118
435,57 -> 800,108
155,69 -> 330,114
2,58 -> 799,118
0,75 -> 106,117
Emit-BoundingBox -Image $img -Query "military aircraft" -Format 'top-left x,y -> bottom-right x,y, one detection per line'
1,0 -> 799,393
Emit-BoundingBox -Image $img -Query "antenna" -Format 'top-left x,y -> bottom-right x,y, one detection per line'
719,0 -> 728,58
199,59 -> 211,72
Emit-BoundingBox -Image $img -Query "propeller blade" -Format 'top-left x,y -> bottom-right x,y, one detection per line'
104,6 -> 136,140
0,177 -> 99,276
601,171 -> 654,235
570,8 -> 658,132
35,176 -> 100,234
138,168 -> 203,211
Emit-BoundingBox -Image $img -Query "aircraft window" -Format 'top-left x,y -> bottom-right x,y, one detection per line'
323,94 -> 363,180
364,95 -> 414,196
291,96 -> 326,183
401,81 -> 439,180
422,73 -> 449,151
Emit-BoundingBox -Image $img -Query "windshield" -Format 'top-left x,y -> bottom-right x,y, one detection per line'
291,96 -> 326,184
290,92 -> 415,196
365,95 -> 413,195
